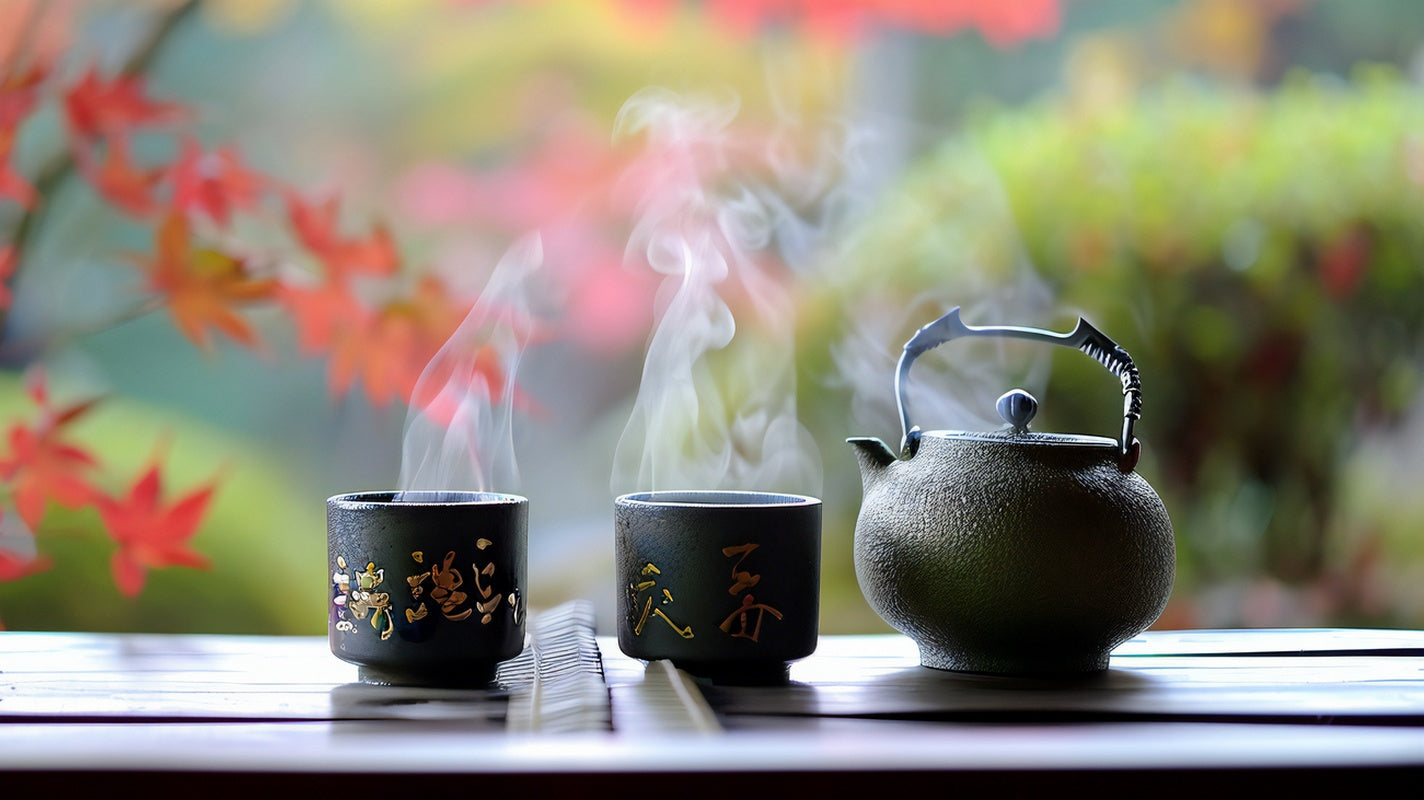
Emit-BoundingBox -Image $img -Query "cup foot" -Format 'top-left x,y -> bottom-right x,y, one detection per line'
673,659 -> 791,686
356,662 -> 498,688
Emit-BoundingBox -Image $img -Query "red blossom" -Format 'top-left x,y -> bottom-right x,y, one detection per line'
94,460 -> 215,597
170,136 -> 266,227
556,238 -> 658,354
131,212 -> 277,351
0,373 -> 102,530
446,122 -> 635,229
620,0 -> 1061,46
62,67 -> 184,144
963,0 -> 1061,48
393,124 -> 657,355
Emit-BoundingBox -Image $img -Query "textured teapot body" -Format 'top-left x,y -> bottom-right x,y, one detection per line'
851,432 -> 1175,675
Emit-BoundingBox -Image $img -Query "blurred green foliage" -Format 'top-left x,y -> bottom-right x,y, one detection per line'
817,65 -> 1424,626
0,374 -> 326,634
7,0 -> 1424,636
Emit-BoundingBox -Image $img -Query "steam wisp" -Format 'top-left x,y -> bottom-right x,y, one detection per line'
825,146 -> 1057,441
610,89 -> 821,497
396,234 -> 542,500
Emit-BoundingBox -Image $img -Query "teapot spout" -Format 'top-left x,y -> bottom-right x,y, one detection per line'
847,436 -> 898,489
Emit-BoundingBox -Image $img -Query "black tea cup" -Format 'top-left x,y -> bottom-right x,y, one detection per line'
327,490 -> 527,687
614,490 -> 822,684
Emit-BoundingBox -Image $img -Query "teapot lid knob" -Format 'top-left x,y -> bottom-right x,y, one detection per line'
996,389 -> 1038,434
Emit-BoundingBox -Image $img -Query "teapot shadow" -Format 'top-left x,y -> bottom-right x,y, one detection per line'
855,662 -> 1159,722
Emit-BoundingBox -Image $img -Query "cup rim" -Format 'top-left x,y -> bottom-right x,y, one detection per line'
615,489 -> 821,508
328,490 -> 527,507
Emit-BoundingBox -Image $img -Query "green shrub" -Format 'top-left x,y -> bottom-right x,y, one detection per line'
816,66 -> 1424,625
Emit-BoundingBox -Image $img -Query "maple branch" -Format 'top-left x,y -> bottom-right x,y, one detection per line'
0,297 -> 165,364
0,0 -> 198,357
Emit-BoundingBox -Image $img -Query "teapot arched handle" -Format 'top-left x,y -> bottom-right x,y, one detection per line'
896,307 -> 1142,471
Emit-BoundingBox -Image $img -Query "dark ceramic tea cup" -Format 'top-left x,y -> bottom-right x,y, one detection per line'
614,490 -> 822,684
327,491 -> 527,687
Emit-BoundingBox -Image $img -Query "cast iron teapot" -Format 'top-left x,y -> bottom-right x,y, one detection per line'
848,307 -> 1175,675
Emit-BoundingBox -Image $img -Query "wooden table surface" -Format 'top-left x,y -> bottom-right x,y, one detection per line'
2,602 -> 1422,793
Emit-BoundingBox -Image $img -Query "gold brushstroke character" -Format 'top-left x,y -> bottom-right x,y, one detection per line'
628,563 -> 693,639
472,537 -> 502,624
509,588 -> 523,625
406,551 -> 473,623
722,543 -> 762,594
719,592 -> 784,641
719,543 -> 782,642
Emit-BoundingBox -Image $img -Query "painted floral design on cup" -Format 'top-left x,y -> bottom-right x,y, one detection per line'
331,555 -> 394,641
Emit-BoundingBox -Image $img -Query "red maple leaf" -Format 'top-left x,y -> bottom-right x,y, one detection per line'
456,121 -> 635,229
398,282 -> 544,426
277,274 -> 367,355
0,65 -> 43,130
94,460 -> 215,598
0,548 -> 51,582
285,191 -> 400,279
641,0 -> 1061,46
0,372 -> 102,530
324,275 -> 470,407
62,67 -> 184,143
73,136 -> 163,217
0,128 -> 35,208
0,245 -> 16,309
0,505 -> 52,583
132,212 -> 277,351
407,339 -> 531,429
170,136 -> 267,227
0,66 -> 41,208
0,146 -> 32,206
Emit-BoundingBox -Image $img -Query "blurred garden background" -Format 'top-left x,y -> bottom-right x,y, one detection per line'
2,0 -> 1423,636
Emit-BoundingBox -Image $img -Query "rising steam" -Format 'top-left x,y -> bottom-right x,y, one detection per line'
826,144 -> 1057,441
397,234 -> 542,498
610,88 -> 821,497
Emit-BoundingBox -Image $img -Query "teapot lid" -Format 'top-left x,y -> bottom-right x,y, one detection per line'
896,308 -> 1143,471
916,388 -> 1119,449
